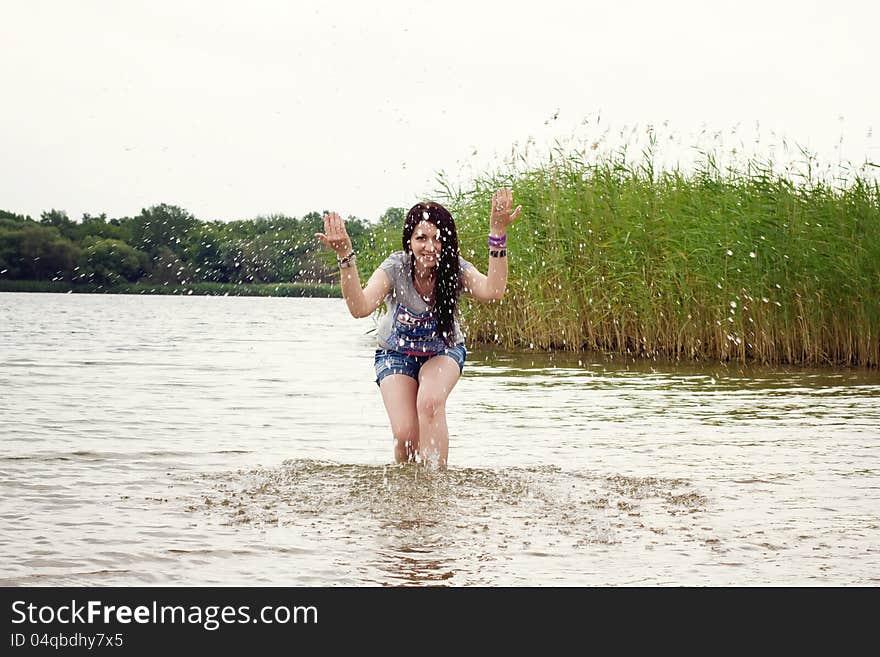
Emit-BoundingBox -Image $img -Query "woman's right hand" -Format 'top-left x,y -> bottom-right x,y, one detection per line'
314,212 -> 353,256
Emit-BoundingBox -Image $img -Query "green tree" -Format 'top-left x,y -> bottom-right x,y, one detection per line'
128,204 -> 198,255
71,213 -> 127,242
40,209 -> 77,240
78,238 -> 148,284
182,224 -> 228,282
81,212 -> 107,224
0,209 -> 32,223
379,207 -> 405,227
148,246 -> 192,284
0,224 -> 80,279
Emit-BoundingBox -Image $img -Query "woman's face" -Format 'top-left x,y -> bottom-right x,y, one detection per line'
410,220 -> 442,270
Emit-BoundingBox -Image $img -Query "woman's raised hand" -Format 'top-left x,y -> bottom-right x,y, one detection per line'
489,188 -> 522,233
315,212 -> 353,256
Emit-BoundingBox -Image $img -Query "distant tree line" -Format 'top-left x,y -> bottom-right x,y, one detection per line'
0,205 -> 405,287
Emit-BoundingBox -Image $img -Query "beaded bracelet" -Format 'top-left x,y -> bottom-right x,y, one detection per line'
489,249 -> 507,258
337,251 -> 356,268
488,234 -> 507,249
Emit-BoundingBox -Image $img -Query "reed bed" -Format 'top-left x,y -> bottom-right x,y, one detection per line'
433,149 -> 879,367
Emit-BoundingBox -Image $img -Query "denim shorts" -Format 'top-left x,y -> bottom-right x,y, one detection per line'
374,344 -> 467,386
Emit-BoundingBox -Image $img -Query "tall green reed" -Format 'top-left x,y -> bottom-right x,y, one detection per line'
429,146 -> 879,367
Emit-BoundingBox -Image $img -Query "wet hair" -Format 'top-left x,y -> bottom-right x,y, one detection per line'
402,201 -> 462,347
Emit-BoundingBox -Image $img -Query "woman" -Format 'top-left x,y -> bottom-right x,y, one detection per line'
315,188 -> 521,468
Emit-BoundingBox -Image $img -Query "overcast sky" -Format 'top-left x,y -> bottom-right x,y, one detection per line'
2,0 -> 877,223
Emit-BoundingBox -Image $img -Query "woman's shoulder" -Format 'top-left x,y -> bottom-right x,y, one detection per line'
379,251 -> 410,275
380,250 -> 407,265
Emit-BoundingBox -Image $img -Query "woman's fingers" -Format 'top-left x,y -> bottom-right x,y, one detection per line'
490,188 -> 520,231
319,212 -> 342,250
321,212 -> 348,239
316,231 -> 337,246
491,188 -> 516,214
326,213 -> 338,239
492,190 -> 504,213
492,188 -> 513,211
328,212 -> 343,238
315,212 -> 354,254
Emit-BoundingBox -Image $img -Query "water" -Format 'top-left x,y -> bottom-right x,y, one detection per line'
1,292 -> 878,585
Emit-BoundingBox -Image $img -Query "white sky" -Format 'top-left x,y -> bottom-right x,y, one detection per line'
2,0 -> 877,222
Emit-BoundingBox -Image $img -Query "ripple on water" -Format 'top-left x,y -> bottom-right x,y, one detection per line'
166,459 -> 711,585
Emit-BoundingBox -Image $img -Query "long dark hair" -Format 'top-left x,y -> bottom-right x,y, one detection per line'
402,201 -> 462,346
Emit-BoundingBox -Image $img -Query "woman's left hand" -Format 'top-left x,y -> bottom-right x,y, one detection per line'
490,188 -> 522,233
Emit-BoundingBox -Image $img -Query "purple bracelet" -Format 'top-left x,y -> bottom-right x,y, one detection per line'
488,234 -> 507,249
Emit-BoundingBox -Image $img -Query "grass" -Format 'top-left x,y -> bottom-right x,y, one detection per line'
413,146 -> 880,367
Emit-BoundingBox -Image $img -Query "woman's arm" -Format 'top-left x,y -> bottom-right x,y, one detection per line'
340,266 -> 391,318
316,211 -> 392,318
462,188 -> 522,302
462,265 -> 504,302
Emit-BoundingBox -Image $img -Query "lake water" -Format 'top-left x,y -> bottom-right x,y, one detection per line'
1,292 -> 878,585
